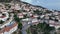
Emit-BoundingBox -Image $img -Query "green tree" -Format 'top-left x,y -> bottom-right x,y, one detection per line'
14,14 -> 20,22
37,22 -> 55,34
30,22 -> 55,34
34,10 -> 43,15
0,20 -> 4,24
14,14 -> 22,30
58,28 -> 60,30
30,25 -> 38,34
18,22 -> 22,29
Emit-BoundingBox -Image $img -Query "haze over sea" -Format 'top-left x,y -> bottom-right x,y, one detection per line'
21,0 -> 60,10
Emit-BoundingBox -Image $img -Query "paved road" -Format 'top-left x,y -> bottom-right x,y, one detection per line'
21,22 -> 32,34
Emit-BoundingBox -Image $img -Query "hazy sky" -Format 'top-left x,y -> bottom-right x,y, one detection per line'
21,0 -> 60,10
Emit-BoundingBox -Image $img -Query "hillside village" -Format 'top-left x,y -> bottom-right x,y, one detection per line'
0,0 -> 60,34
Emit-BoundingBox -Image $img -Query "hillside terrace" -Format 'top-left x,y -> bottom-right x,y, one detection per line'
0,0 -> 60,28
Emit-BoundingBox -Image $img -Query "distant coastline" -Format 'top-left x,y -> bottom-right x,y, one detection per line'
21,0 -> 60,11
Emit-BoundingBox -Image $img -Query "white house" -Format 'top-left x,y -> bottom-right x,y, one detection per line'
18,13 -> 24,18
14,4 -> 21,10
0,12 -> 9,21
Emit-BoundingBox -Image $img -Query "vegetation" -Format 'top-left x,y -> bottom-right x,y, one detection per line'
37,16 -> 40,19
37,22 -> 55,32
30,25 -> 38,34
14,14 -> 20,22
29,22 -> 55,34
0,20 -> 4,24
14,14 -> 22,29
26,28 -> 31,34
45,10 -> 52,13
18,22 -> 22,29
23,14 -> 30,18
0,0 -> 12,2
58,28 -> 60,30
34,10 -> 43,15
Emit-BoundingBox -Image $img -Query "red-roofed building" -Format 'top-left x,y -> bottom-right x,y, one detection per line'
0,22 -> 18,34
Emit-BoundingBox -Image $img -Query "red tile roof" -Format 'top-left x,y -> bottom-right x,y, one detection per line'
0,22 -> 18,34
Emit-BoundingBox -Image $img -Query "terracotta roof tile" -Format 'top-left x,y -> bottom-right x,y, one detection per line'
0,22 -> 18,33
